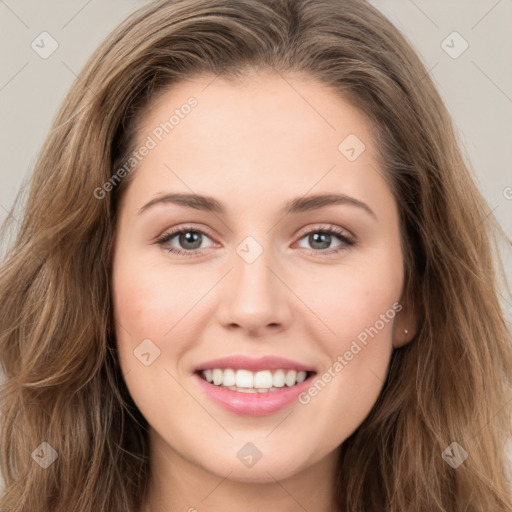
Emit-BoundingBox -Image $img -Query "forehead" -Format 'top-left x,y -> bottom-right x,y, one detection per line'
137,71 -> 376,154
123,72 -> 391,217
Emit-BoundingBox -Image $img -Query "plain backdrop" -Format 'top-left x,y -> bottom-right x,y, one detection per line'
0,0 -> 511,492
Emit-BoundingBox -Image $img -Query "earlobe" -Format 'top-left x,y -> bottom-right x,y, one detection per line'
393,327 -> 415,348
392,298 -> 418,348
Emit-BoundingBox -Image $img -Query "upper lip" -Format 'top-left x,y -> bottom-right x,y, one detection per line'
195,355 -> 316,373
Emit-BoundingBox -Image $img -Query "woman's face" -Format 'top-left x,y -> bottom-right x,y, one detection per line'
111,72 -> 415,484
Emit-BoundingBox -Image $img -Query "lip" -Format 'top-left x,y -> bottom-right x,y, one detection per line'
194,355 -> 316,373
193,371 -> 316,416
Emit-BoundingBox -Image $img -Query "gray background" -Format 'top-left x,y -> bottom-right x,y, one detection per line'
0,0 -> 511,491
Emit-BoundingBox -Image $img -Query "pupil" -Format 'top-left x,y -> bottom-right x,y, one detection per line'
310,233 -> 330,250
180,231 -> 201,250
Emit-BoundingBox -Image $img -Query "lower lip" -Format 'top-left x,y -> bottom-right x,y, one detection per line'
194,372 -> 315,416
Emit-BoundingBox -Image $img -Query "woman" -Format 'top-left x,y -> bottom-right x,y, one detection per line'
0,0 -> 511,510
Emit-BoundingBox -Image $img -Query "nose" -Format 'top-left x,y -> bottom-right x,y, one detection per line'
215,244 -> 293,336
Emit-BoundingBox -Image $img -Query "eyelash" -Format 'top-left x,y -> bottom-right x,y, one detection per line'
155,224 -> 356,258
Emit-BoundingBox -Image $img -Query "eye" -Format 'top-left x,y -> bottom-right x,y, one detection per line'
294,225 -> 356,256
155,223 -> 356,258
155,226 -> 215,257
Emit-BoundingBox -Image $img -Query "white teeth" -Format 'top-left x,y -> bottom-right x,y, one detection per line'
273,369 -> 285,388
212,368 -> 223,386
235,369 -> 254,388
200,368 -> 311,389
230,386 -> 257,393
253,370 -> 273,388
223,368 -> 236,387
285,370 -> 297,387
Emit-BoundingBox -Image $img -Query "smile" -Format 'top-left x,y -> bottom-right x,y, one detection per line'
193,355 -> 317,416
198,368 -> 310,392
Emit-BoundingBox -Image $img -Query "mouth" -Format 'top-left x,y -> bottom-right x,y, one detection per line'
193,356 -> 318,416
195,368 -> 316,393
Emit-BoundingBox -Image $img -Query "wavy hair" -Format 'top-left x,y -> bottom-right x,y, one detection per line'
1,0 -> 511,510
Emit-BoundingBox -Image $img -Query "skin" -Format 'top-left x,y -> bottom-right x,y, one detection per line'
111,71 -> 417,512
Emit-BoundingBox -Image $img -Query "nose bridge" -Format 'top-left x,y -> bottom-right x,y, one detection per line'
233,236 -> 279,306
218,235 -> 291,332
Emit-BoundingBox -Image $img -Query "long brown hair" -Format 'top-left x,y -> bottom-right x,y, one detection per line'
1,0 -> 511,510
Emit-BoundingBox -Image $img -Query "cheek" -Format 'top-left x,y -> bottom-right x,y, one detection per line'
112,251 -> 199,339
110,258 -> 199,417
295,253 -> 402,418
111,251 -> 215,385
301,261 -> 402,346
113,276 -> 171,338
295,271 -> 400,433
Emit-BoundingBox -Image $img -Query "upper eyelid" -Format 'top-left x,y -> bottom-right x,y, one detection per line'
158,224 -> 217,243
295,223 -> 355,240
158,223 -> 355,245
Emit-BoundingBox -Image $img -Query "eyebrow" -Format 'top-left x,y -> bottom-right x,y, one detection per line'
138,192 -> 377,219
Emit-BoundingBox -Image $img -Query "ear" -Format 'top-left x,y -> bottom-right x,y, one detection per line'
392,293 -> 418,349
